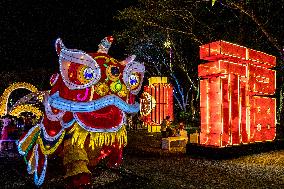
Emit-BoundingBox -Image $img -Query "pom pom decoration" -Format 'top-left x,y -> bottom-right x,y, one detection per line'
97,36 -> 114,54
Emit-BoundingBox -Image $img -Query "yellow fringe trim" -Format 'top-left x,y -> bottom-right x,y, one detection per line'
70,123 -> 127,150
38,130 -> 66,155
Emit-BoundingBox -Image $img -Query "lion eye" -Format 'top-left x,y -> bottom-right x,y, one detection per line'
130,74 -> 138,85
84,67 -> 94,80
77,66 -> 95,84
129,73 -> 140,89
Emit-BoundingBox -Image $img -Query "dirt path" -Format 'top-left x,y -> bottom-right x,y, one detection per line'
122,154 -> 284,189
0,130 -> 284,188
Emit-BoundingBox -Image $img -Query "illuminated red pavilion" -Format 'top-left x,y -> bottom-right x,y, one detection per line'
198,40 -> 276,147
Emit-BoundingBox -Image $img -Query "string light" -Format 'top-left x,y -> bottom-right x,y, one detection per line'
48,92 -> 140,114
0,82 -> 38,116
10,104 -> 43,120
56,38 -> 101,90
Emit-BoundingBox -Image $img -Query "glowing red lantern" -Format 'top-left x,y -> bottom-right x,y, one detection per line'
199,40 -> 276,147
141,77 -> 173,132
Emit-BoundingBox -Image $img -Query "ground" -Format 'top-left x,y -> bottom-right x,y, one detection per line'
0,130 -> 284,188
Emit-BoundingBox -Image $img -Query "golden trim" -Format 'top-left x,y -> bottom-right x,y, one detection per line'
38,130 -> 66,155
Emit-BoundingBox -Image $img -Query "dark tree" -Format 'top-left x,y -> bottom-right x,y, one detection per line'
115,0 -> 283,123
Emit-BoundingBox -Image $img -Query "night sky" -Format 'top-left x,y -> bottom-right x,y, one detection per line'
1,1 -> 283,73
0,0 -> 132,72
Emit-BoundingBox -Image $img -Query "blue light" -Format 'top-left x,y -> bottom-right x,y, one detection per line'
130,75 -> 138,85
33,144 -> 47,186
122,60 -> 145,95
48,92 -> 140,113
84,68 -> 94,79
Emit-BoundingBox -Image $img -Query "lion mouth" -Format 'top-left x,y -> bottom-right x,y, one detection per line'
47,92 -> 138,132
74,105 -> 123,130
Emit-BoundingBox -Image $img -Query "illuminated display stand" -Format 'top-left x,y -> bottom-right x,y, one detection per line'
142,77 -> 173,132
198,40 -> 276,147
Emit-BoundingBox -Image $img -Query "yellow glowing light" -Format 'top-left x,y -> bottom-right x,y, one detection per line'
117,84 -> 128,98
10,104 -> 43,120
164,40 -> 171,48
148,77 -> 167,85
0,82 -> 38,116
95,82 -> 110,96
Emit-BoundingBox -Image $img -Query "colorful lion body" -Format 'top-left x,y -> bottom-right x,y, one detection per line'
17,37 -> 145,187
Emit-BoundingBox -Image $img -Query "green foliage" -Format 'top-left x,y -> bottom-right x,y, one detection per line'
177,111 -> 191,123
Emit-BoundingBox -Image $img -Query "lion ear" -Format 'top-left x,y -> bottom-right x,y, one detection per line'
55,38 -> 65,56
120,55 -> 136,65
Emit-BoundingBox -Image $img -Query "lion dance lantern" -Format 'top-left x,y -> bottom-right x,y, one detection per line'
17,36 -> 145,187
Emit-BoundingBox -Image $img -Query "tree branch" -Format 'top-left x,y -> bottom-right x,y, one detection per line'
227,2 -> 283,56
141,19 -> 203,45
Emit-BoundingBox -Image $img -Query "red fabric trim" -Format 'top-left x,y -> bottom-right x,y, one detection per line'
75,106 -> 123,129
42,115 -> 62,137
